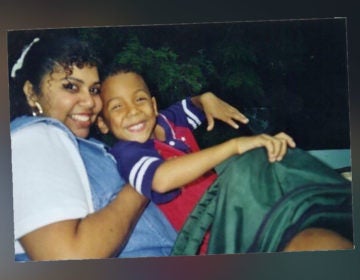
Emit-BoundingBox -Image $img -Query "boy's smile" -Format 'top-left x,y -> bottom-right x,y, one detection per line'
127,121 -> 147,133
98,71 -> 158,143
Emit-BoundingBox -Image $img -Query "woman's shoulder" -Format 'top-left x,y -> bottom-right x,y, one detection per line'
11,116 -> 68,132
11,116 -> 77,145
11,118 -> 85,179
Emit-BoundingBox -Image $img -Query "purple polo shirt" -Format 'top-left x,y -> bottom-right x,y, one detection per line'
110,98 -> 205,203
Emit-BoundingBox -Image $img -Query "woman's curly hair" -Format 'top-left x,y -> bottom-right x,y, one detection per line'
9,35 -> 101,120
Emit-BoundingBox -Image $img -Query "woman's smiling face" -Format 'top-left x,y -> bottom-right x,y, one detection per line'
25,64 -> 102,138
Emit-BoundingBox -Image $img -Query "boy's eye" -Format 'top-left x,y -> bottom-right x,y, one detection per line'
110,103 -> 122,111
136,96 -> 148,102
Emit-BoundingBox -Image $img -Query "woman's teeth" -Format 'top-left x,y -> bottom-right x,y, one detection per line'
71,114 -> 90,122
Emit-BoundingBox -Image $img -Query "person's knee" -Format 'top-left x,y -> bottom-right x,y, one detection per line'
283,227 -> 353,252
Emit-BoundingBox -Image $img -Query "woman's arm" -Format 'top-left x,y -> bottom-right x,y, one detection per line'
13,124 -> 149,261
20,184 -> 148,260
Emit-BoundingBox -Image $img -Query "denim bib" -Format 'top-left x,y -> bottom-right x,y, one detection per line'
11,116 -> 176,261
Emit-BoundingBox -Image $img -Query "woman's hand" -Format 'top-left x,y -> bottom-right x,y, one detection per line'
192,92 -> 249,131
234,132 -> 296,162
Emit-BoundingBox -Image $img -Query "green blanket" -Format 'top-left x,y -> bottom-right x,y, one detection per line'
171,148 -> 352,255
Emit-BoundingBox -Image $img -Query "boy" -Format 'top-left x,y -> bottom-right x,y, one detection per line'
97,66 -> 296,247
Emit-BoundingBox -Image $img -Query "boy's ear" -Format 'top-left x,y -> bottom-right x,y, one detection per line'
23,80 -> 38,107
151,96 -> 158,115
96,116 -> 110,134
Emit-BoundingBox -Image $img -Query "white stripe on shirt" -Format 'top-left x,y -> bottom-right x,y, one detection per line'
187,117 -> 198,129
159,113 -> 176,138
129,156 -> 160,194
182,99 -> 201,129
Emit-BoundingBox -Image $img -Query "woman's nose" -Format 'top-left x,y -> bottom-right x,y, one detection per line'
80,91 -> 96,108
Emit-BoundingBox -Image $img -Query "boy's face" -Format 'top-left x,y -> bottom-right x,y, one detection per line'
98,72 -> 158,143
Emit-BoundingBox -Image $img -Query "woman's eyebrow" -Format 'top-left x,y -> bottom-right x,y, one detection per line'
63,76 -> 82,82
63,77 -> 101,86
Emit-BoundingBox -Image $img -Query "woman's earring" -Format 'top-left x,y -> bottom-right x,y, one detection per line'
32,102 -> 43,116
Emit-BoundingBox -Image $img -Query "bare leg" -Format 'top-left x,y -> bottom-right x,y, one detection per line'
283,228 -> 353,252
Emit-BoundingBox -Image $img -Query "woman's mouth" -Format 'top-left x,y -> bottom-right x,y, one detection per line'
71,114 -> 91,122
70,114 -> 93,127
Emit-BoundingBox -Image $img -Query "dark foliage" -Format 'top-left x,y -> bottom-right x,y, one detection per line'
7,19 -> 350,149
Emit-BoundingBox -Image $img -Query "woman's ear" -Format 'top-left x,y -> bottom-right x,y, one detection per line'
96,116 -> 110,134
22,80 -> 37,107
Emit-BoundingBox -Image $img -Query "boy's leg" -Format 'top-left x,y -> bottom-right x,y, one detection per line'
283,227 -> 353,252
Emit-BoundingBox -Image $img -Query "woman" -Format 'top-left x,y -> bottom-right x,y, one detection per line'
10,34 -> 352,261
10,35 -> 177,261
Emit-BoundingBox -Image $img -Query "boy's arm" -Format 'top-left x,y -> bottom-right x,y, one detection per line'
152,132 -> 296,193
152,138 -> 236,193
191,92 -> 249,131
110,140 -> 181,203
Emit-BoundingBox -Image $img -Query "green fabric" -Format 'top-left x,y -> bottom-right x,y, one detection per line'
171,148 -> 352,256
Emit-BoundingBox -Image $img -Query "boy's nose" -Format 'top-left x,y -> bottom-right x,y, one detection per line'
127,104 -> 140,116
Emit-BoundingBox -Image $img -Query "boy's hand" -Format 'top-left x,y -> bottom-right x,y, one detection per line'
235,132 -> 296,162
196,92 -> 249,131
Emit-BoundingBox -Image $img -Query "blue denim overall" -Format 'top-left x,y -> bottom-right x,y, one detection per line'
11,116 -> 177,261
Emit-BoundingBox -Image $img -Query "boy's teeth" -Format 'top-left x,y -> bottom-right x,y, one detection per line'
72,115 -> 90,121
129,123 -> 144,131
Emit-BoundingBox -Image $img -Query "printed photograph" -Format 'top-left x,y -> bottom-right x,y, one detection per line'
7,18 -> 354,262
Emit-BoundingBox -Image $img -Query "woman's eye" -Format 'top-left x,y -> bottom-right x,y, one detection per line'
63,83 -> 80,93
90,87 -> 101,95
62,83 -> 78,92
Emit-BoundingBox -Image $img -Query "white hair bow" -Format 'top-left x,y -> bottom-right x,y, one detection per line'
10,37 -> 40,78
